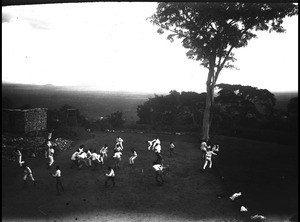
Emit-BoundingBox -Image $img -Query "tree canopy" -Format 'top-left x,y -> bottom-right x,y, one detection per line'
149,3 -> 298,140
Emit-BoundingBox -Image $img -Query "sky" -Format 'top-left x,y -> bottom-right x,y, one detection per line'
2,2 -> 298,94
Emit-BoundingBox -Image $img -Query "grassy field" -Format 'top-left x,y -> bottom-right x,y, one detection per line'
2,131 -> 298,221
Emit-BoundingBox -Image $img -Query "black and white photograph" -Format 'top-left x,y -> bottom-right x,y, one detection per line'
2,1 -> 298,221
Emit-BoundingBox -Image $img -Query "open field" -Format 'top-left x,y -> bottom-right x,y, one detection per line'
2,131 -> 298,221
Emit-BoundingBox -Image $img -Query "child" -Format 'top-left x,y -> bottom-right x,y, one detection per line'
86,149 -> 92,167
100,144 -> 108,158
200,140 -> 208,159
113,150 -> 122,169
116,136 -> 124,150
114,143 -> 122,152
129,148 -> 138,165
51,165 -> 64,195
147,141 -> 153,151
70,149 -> 80,168
203,147 -> 217,170
152,162 -> 164,185
14,148 -> 25,167
169,141 -> 175,157
77,151 -> 89,169
23,164 -> 36,186
105,166 -> 115,188
91,149 -> 102,170
155,152 -> 163,164
48,146 -> 55,169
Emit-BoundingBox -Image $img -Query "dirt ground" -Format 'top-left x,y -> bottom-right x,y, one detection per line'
2,131 -> 246,222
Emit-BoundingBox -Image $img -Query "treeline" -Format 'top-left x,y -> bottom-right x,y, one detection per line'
2,84 -> 298,144
136,84 -> 298,144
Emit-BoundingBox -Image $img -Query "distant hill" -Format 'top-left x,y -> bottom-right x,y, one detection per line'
2,83 -> 297,122
272,91 -> 298,111
2,83 -> 154,123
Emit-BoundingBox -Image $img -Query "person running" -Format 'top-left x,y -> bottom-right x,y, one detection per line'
14,148 -> 25,167
48,146 -> 55,169
129,148 -> 138,165
152,162 -> 164,186
116,136 -> 124,150
203,147 -> 217,170
23,164 -> 36,187
169,141 -> 175,157
113,150 -> 122,169
51,165 -> 64,195
105,166 -> 115,188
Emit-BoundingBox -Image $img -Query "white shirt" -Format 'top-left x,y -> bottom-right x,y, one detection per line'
205,150 -> 216,159
91,153 -> 100,161
100,147 -> 108,153
24,166 -> 32,174
116,137 -> 123,143
155,144 -> 161,153
77,152 -> 87,159
106,169 -> 115,177
71,151 -> 79,160
132,151 -> 137,156
16,150 -> 22,156
153,164 -> 163,171
200,142 -> 207,151
49,148 -> 54,156
113,152 -> 122,159
86,150 -> 92,158
152,138 -> 160,147
53,169 -> 61,177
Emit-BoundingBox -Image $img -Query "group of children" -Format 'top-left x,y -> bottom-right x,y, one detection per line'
14,130 -> 220,195
13,130 -> 64,195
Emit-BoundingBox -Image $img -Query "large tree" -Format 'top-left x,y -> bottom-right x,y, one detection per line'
149,3 -> 298,140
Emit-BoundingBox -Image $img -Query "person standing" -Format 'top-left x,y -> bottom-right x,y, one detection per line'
105,166 -> 115,188
113,150 -> 122,169
51,165 -> 64,195
116,136 -> 124,150
23,164 -> 36,187
129,148 -> 138,165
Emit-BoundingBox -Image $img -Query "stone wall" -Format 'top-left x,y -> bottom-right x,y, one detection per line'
2,108 -> 47,133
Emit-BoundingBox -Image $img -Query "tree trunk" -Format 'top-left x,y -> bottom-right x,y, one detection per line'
202,57 -> 216,141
